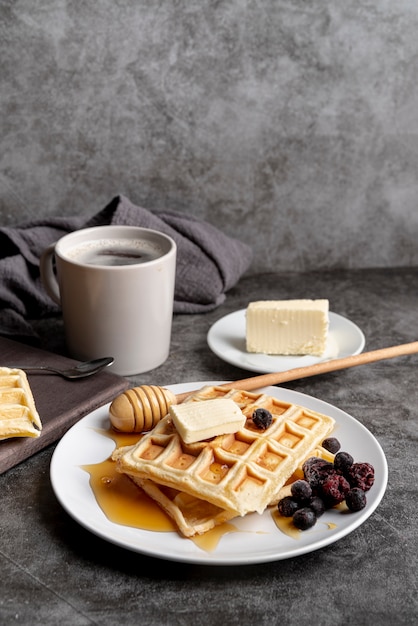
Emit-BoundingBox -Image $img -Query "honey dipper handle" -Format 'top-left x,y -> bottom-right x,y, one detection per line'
175,340 -> 418,402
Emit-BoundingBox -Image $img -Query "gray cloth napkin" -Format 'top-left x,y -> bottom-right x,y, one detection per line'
0,195 -> 252,340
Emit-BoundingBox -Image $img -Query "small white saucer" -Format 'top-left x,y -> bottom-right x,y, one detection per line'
207,310 -> 365,374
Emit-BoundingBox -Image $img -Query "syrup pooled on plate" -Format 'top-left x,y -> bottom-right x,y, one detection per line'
82,428 -> 239,551
82,430 -> 174,532
271,509 -> 303,540
83,428 -> 344,548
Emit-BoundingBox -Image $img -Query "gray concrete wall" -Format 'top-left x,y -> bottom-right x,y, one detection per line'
2,1 -> 418,273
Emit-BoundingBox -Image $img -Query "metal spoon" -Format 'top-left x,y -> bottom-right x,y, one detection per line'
11,357 -> 114,379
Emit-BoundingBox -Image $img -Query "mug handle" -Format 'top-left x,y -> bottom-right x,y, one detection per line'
39,244 -> 61,305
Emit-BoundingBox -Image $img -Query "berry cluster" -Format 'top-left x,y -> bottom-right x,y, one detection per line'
277,437 -> 375,530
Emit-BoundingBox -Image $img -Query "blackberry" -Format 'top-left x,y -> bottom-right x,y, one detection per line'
320,473 -> 350,506
346,462 -> 375,492
277,496 -> 300,517
302,456 -> 323,473
290,480 -> 312,501
334,451 -> 354,474
322,437 -> 341,454
293,507 -> 317,530
303,457 -> 335,489
252,408 -> 273,430
308,495 -> 326,518
345,488 -> 367,512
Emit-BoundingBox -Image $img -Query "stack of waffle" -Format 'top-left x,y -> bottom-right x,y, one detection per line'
0,367 -> 42,440
113,385 -> 335,537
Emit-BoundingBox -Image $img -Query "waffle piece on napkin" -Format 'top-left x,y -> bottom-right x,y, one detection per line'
114,385 -> 335,518
0,367 -> 42,440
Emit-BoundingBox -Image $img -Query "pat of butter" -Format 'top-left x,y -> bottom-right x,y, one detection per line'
169,398 -> 246,444
246,299 -> 329,356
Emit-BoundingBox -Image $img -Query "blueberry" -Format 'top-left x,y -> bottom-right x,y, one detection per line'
334,451 -> 354,475
308,496 -> 326,518
291,479 -> 312,501
277,496 -> 300,517
252,408 -> 273,430
293,507 -> 317,530
322,437 -> 341,454
346,488 -> 367,512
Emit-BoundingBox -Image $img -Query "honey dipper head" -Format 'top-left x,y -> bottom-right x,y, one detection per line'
109,385 -> 177,433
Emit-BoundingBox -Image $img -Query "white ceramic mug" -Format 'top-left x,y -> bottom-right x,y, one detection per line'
40,225 -> 176,376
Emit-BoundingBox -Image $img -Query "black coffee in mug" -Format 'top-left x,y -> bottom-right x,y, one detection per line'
66,238 -> 164,266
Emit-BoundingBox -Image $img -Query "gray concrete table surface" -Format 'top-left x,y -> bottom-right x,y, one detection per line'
1,268 -> 417,626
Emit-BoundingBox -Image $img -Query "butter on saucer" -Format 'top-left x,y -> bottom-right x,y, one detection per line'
246,299 -> 329,356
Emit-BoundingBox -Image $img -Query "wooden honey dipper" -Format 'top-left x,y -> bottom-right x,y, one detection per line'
109,340 -> 418,432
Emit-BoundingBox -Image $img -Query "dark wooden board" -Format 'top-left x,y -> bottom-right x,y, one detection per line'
0,336 -> 129,474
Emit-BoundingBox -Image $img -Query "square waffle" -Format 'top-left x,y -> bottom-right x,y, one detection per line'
112,440 -> 335,538
123,444 -> 335,537
114,385 -> 335,518
0,367 -> 42,440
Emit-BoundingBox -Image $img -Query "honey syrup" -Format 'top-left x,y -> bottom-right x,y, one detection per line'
82,428 -> 336,549
82,428 -> 238,551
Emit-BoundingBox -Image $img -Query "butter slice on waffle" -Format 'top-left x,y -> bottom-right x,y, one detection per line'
114,385 -> 335,518
0,367 -> 42,440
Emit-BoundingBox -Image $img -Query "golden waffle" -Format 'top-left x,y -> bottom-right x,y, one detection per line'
0,367 -> 42,440
112,445 -> 235,537
128,444 -> 334,537
114,385 -> 335,517
112,440 -> 335,538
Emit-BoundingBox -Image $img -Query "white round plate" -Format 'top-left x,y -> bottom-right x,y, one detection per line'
207,310 -> 365,373
50,382 -> 387,566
